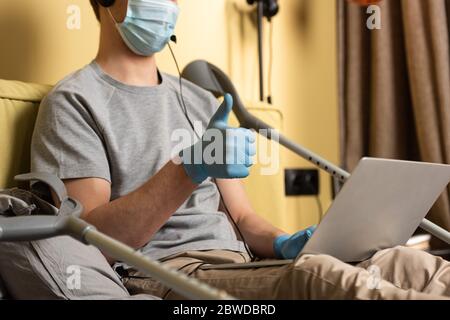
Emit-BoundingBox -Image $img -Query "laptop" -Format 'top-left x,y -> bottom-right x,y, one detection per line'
201,158 -> 450,270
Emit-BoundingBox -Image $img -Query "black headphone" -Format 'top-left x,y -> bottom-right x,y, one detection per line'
247,0 -> 279,20
96,0 -> 115,7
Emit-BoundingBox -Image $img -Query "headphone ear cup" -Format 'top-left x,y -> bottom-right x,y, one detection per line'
246,0 -> 279,19
96,0 -> 116,8
263,0 -> 279,19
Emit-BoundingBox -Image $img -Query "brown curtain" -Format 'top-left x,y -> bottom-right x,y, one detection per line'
338,0 -> 450,235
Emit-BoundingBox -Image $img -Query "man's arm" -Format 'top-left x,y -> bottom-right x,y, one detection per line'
47,94 -> 254,261
59,160 -> 197,251
216,179 -> 287,259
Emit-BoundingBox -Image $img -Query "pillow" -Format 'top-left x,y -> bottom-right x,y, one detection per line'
0,235 -> 159,300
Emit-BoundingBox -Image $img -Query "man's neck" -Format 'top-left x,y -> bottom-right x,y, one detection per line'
95,28 -> 160,87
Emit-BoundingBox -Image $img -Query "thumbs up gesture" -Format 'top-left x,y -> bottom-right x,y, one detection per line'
181,94 -> 256,184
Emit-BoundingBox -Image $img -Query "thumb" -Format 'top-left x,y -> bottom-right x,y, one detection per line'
210,93 -> 233,127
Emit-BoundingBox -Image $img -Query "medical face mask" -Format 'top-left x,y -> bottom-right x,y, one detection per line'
109,0 -> 179,56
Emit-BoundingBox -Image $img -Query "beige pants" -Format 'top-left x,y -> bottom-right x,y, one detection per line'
122,246 -> 450,300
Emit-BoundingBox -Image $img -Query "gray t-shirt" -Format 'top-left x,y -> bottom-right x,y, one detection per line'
31,61 -> 245,261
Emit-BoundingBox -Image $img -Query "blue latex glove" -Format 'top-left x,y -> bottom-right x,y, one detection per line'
273,225 -> 317,259
181,94 -> 256,184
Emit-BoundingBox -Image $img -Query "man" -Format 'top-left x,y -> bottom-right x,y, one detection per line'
31,0 -> 450,299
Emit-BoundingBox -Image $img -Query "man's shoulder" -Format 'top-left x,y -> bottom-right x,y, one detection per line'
50,64 -> 93,93
43,63 -> 113,109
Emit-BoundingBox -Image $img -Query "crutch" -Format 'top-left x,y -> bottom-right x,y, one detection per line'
181,60 -> 450,245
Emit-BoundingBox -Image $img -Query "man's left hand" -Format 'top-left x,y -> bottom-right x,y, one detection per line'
273,225 -> 317,259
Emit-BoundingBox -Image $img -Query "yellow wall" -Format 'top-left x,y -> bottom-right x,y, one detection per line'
0,0 -> 339,232
0,0 -> 99,85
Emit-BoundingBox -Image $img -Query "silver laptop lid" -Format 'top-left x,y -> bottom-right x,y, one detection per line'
301,158 -> 450,262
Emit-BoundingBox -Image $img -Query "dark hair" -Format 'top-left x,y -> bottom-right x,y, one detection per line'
90,0 -> 100,21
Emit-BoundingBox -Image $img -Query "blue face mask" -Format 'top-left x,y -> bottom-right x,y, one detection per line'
109,0 -> 179,56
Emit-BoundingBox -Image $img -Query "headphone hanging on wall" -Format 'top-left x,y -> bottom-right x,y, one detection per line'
96,0 -> 116,7
247,0 -> 279,20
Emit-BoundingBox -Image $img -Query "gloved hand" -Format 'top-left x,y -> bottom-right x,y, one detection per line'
181,93 -> 256,184
273,225 -> 317,259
